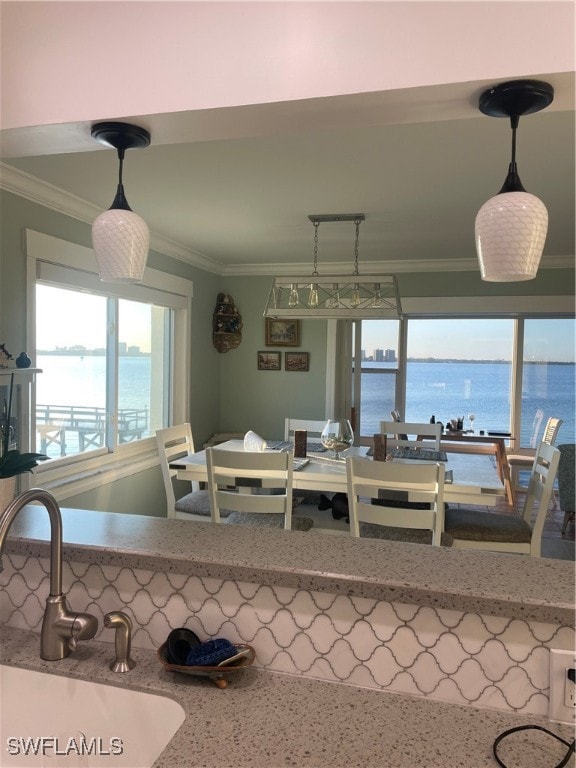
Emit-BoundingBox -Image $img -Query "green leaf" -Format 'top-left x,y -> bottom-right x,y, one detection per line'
0,450 -> 49,479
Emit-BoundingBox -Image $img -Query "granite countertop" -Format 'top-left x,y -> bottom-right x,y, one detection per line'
4,506 -> 575,626
2,627 -> 575,768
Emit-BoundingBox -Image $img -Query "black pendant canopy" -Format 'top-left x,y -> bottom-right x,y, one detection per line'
91,122 -> 151,212
478,79 -> 554,196
479,79 -> 554,119
91,121 -> 151,150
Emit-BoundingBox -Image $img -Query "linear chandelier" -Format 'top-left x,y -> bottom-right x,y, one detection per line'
263,214 -> 402,319
475,79 -> 554,282
91,121 -> 151,283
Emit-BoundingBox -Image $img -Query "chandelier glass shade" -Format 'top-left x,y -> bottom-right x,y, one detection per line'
90,122 -> 151,283
264,275 -> 401,318
475,191 -> 548,282
263,214 -> 402,319
92,208 -> 150,282
475,79 -> 554,282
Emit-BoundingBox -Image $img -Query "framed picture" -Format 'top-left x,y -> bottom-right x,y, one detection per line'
265,318 -> 300,347
285,352 -> 309,372
257,351 -> 281,370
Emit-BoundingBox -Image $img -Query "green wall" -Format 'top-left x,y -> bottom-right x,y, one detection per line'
219,276 -> 329,438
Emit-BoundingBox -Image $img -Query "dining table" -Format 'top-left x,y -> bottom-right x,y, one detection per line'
171,440 -> 506,507
439,431 -> 515,505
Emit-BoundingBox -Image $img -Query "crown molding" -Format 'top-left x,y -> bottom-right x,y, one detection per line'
0,163 -> 223,275
222,255 -> 574,276
1,163 -> 573,278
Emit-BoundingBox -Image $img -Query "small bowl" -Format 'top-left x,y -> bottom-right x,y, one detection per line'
157,642 -> 255,689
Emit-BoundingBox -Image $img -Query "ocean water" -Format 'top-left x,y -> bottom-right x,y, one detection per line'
37,355 -> 150,411
36,355 -> 152,455
360,361 -> 575,446
36,355 -> 575,452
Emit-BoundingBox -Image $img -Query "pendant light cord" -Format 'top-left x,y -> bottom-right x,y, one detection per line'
498,115 -> 525,194
353,218 -> 362,276
109,147 -> 132,211
117,147 -> 125,188
311,220 -> 320,277
509,115 -> 519,168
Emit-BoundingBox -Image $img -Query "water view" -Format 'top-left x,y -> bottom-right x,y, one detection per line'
36,354 -> 575,457
360,360 -> 575,445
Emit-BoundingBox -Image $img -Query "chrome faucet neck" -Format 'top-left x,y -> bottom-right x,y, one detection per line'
0,488 -> 98,660
0,488 -> 63,595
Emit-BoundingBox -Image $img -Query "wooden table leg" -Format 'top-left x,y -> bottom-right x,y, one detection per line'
495,439 -> 515,506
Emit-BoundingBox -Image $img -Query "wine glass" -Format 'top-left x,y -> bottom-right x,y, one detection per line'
320,419 -> 354,460
468,413 -> 476,432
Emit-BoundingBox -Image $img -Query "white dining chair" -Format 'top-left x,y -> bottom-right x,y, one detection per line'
444,441 -> 560,557
380,420 -> 442,451
507,416 -> 563,494
284,418 -> 327,444
346,456 -> 447,546
284,418 -> 328,504
156,424 -> 215,521
206,447 -> 313,530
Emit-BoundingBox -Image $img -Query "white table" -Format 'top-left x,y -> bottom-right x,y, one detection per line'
171,440 -> 505,506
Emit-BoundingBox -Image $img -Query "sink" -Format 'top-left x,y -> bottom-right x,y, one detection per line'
0,665 -> 185,767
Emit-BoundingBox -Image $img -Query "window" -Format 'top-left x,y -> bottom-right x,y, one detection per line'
520,319 -> 575,447
35,286 -> 172,458
26,229 -> 192,497
405,319 -> 514,433
352,319 -> 400,437
348,317 -> 575,447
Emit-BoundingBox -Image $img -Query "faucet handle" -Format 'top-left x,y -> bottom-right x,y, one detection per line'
69,612 -> 99,651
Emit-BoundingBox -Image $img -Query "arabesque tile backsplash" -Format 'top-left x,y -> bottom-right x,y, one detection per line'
1,553 -> 573,717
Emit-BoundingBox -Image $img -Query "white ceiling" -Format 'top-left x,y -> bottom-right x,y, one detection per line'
1,74 -> 574,277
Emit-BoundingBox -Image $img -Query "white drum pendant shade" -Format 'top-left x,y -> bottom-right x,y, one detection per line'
475,191 -> 548,282
92,209 -> 150,283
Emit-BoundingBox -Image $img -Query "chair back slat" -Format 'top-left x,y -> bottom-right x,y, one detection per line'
346,457 -> 445,545
207,447 -> 294,528
284,418 -> 327,441
522,442 -> 561,553
380,420 -> 442,451
542,417 -> 563,446
155,424 -> 197,517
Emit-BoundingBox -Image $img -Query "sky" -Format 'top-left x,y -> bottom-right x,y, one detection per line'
36,285 -> 575,362
361,319 -> 575,362
36,285 -> 152,353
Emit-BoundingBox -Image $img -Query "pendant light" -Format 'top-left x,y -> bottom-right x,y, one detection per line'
91,121 -> 151,283
263,213 -> 402,319
475,79 -> 554,282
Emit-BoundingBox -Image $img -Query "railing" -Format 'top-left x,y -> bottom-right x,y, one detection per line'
36,405 -> 149,456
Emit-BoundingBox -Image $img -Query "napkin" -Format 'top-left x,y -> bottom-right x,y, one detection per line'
243,430 -> 267,452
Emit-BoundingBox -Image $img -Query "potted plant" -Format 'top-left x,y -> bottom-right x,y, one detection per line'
0,367 -> 48,510
0,449 -> 49,479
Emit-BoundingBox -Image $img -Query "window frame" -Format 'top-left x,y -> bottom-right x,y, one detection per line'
25,229 -> 193,499
339,311 -> 575,450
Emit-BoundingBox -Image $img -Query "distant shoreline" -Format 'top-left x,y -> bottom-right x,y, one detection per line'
362,359 -> 575,366
38,350 -> 150,357
37,351 -> 574,365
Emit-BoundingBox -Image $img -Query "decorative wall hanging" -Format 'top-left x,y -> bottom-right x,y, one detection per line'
213,293 -> 243,353
285,352 -> 309,372
265,319 -> 300,347
257,351 -> 281,371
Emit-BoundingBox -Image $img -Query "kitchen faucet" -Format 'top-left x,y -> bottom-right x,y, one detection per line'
0,488 -> 98,660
